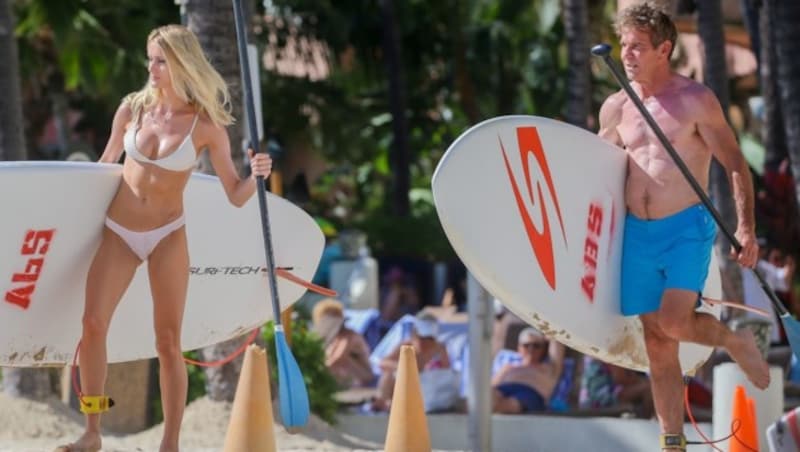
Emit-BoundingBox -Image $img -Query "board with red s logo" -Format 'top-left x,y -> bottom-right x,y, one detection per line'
432,115 -> 722,372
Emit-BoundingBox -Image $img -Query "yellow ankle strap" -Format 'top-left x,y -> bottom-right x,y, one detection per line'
660,433 -> 686,451
79,395 -> 114,414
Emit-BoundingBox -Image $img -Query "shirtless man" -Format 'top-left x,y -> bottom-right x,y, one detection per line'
491,328 -> 564,414
598,4 -> 770,450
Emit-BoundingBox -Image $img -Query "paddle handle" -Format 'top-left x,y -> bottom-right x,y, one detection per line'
233,0 -> 282,324
592,44 -> 790,317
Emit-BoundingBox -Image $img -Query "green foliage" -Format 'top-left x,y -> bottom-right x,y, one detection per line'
11,0 -> 620,260
262,321 -> 339,425
15,0 -> 177,98
354,188 -> 455,260
185,353 -> 209,403
13,0 -> 179,157
259,0 -> 573,262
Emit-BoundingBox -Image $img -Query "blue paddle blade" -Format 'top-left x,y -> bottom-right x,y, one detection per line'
275,330 -> 310,427
781,313 -> 800,363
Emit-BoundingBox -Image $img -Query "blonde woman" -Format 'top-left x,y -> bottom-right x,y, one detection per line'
55,25 -> 271,452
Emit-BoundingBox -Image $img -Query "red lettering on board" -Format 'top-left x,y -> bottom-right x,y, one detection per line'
581,203 -> 603,302
500,127 -> 568,290
5,229 -> 55,310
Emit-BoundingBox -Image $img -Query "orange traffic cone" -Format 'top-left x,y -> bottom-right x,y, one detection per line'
729,385 -> 758,452
384,345 -> 431,452
747,397 -> 760,450
222,344 -> 277,452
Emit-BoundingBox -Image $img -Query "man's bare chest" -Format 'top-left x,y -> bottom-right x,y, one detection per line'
617,98 -> 695,149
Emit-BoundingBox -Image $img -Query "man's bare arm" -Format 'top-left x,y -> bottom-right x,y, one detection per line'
598,91 -> 626,147
696,88 -> 759,267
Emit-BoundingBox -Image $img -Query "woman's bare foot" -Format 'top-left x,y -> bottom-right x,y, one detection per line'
726,329 -> 770,389
53,431 -> 102,452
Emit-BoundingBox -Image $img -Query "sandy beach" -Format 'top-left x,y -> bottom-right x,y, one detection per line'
0,393 -> 386,452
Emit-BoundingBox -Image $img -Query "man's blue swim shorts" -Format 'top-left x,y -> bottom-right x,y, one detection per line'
621,203 -> 717,316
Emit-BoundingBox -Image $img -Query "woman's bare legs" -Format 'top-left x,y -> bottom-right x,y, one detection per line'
58,228 -> 141,452
148,227 -> 189,452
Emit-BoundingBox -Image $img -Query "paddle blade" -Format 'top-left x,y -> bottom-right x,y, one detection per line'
275,330 -> 310,427
781,313 -> 800,363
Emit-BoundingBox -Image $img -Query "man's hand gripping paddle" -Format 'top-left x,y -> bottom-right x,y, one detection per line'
592,43 -> 800,362
232,0 -> 310,428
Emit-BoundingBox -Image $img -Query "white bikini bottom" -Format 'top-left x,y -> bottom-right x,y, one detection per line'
104,215 -> 185,261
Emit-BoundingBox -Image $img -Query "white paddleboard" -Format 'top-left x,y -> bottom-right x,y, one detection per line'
432,115 -> 722,372
1,161 -> 323,366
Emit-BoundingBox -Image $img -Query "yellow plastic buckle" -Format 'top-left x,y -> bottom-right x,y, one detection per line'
79,395 -> 115,414
659,434 -> 686,451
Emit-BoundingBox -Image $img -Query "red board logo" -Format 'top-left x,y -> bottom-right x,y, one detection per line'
5,229 -> 55,310
500,127 -> 567,290
581,202 -> 603,302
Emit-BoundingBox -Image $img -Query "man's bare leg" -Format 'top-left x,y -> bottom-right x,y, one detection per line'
641,313 -> 684,451
656,289 -> 770,389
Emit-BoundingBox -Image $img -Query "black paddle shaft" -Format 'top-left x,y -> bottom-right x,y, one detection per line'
591,43 -> 790,317
232,0 -> 283,324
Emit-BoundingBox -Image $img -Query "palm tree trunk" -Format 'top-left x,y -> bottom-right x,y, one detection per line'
696,0 -> 743,302
0,0 -> 26,161
759,0 -> 788,171
185,0 -> 249,402
563,0 -> 591,129
451,0 -> 480,124
186,0 -> 246,176
380,0 -> 411,217
696,0 -> 743,300
1,0 -> 56,399
772,1 -> 800,231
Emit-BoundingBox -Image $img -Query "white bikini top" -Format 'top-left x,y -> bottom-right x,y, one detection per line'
123,114 -> 199,172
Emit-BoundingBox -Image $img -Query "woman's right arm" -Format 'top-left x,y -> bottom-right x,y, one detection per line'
97,103 -> 133,163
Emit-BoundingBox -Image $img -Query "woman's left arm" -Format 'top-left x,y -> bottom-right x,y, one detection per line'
206,122 -> 272,207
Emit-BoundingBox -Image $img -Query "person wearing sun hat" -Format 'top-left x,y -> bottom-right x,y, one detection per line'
311,298 -> 374,388
371,311 -> 451,411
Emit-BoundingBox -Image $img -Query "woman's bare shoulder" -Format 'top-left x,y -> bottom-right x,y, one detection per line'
193,110 -> 227,145
110,102 -> 134,130
115,101 -> 134,120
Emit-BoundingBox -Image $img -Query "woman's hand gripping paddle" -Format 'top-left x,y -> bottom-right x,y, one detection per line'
232,0 -> 310,428
592,43 -> 800,362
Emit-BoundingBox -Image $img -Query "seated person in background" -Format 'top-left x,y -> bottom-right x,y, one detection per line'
579,356 -> 654,418
741,241 -> 795,345
768,247 -> 796,316
491,299 -> 527,357
311,298 -> 374,389
380,266 -> 421,321
492,328 -> 564,414
363,266 -> 421,350
372,312 -> 450,411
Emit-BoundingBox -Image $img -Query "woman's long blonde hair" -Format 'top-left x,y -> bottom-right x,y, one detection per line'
124,25 -> 234,127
